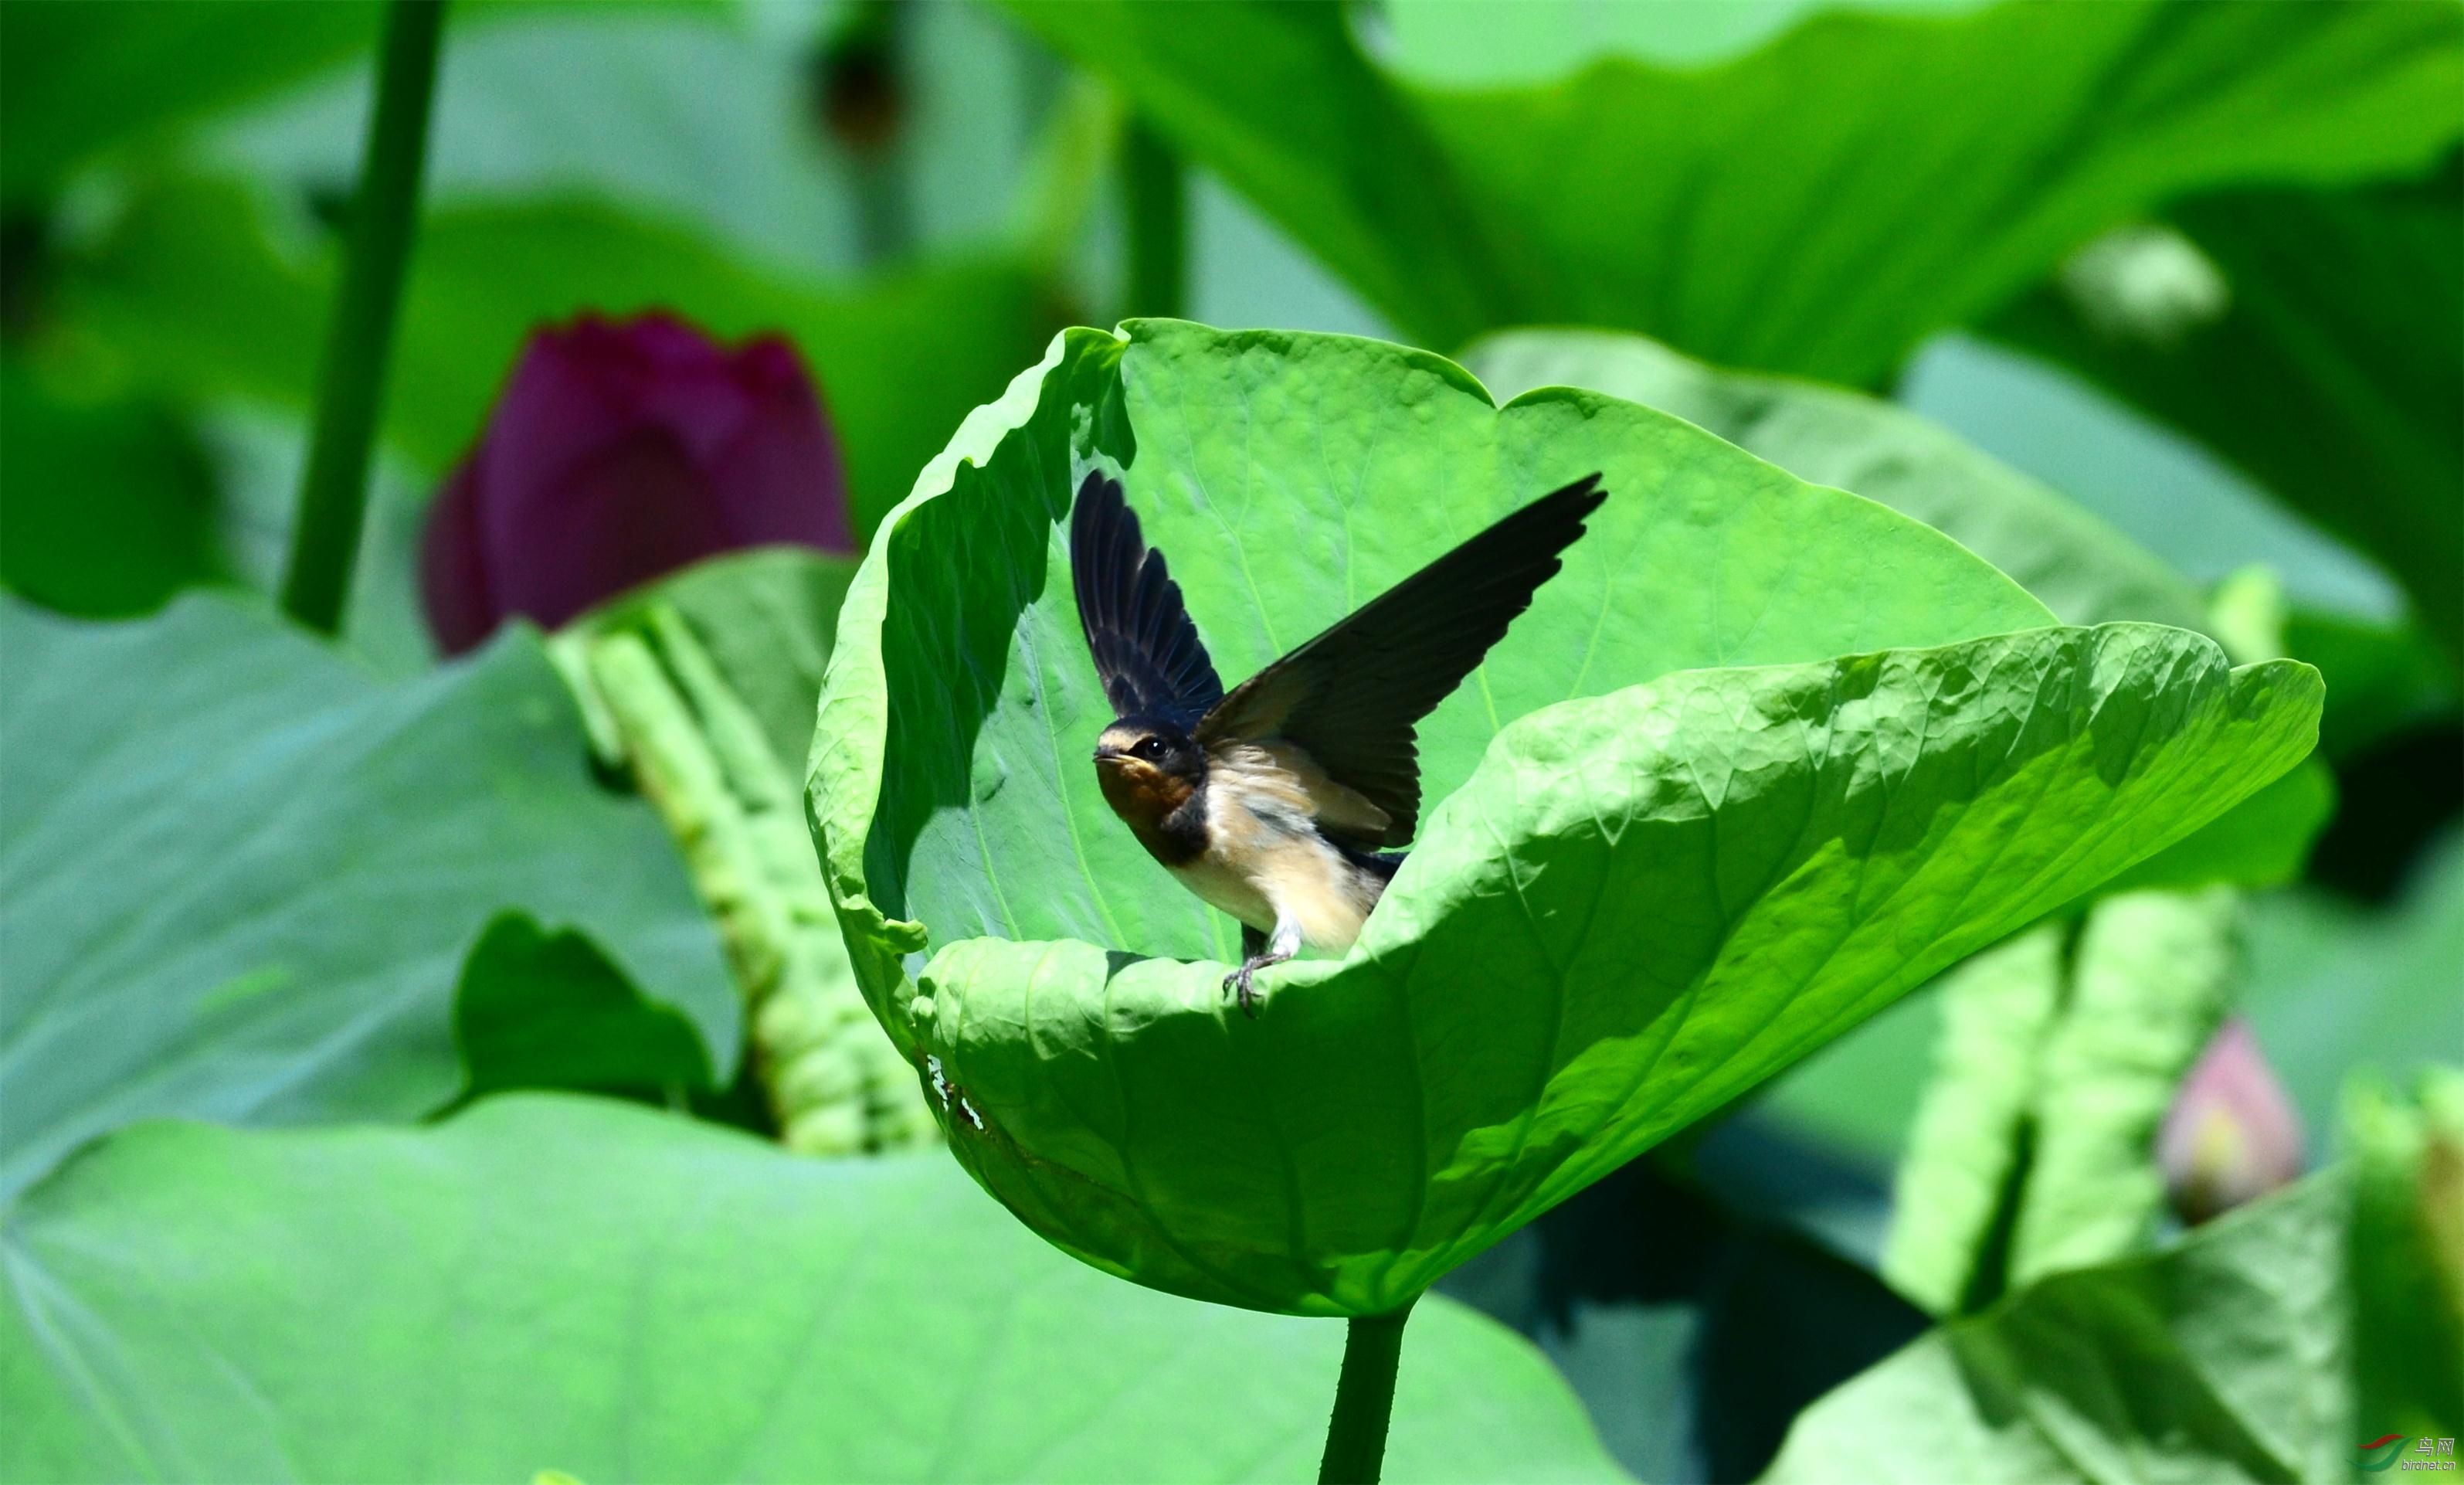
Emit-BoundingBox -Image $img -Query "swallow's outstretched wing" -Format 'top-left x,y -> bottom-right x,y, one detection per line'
1070,471 -> 1224,730
1196,474 -> 1607,847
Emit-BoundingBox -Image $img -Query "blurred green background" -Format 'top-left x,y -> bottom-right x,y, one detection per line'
4,2 -> 2458,1481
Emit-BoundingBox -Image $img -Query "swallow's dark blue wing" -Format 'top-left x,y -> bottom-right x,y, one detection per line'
1197,474 -> 1607,847
1070,471 -> 1224,729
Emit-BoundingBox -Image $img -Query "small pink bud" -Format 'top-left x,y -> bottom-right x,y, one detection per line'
420,311 -> 851,655
2158,1018 -> 2305,1225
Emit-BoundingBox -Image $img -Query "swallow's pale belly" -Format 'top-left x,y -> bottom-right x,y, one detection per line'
1166,778 -> 1382,954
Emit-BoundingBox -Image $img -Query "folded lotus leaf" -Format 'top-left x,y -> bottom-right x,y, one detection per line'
808,321 -> 2321,1315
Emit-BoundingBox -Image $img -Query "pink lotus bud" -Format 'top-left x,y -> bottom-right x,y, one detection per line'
2159,1018 -> 2306,1225
420,311 -> 851,655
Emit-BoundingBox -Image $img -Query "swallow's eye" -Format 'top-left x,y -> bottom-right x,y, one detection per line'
1132,736 -> 1168,762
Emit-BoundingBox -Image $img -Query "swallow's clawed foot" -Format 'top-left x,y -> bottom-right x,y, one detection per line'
1222,957 -> 1277,1018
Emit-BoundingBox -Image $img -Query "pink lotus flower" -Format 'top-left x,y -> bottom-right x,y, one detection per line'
421,311 -> 851,654
2158,1018 -> 2306,1225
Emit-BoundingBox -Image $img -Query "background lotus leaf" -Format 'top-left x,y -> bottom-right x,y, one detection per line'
1990,165 -> 2464,669
1773,1171 -> 2355,1483
809,321 -> 2321,1316
1770,1069 -> 2463,1482
0,596 -> 734,1201
0,1095 -> 1626,1483
1002,0 -> 2462,383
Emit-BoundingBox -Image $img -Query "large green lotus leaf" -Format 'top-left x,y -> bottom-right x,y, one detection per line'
1769,1171 -> 2357,1483
813,318 -> 2052,987
2090,759 -> 2332,896
1461,327 -> 2205,632
1992,165 -> 2464,671
0,1095 -> 1625,1484
0,596 -> 733,1201
1463,325 -> 2334,895
1003,0 -> 2462,386
49,175 -> 1053,537
914,628 -> 2315,1317
809,320 -> 2320,1315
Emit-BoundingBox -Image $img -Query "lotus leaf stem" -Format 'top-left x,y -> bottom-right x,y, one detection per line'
1318,1300 -> 1414,1485
1122,117 -> 1186,318
279,0 -> 443,634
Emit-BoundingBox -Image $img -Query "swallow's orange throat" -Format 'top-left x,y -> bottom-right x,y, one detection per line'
1095,753 -> 1202,863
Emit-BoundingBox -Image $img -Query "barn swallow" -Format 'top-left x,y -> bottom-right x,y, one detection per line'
1071,470 -> 1607,1016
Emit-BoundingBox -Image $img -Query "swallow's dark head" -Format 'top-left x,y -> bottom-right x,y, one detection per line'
1093,715 -> 1205,833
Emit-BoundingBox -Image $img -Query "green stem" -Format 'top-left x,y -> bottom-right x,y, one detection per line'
1318,1302 -> 1414,1485
278,0 -> 445,634
1121,116 -> 1186,319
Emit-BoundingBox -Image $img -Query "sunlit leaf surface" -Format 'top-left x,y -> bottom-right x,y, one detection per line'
0,1095 -> 1627,1484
